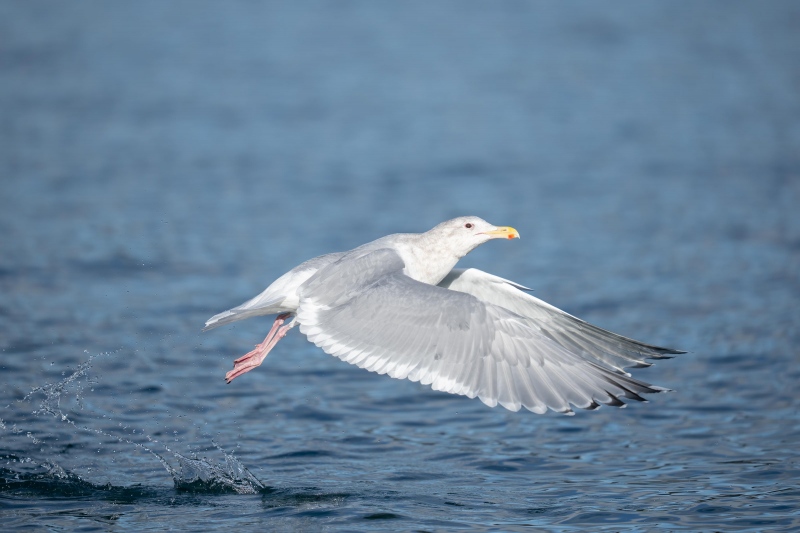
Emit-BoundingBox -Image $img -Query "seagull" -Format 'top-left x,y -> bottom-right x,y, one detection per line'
204,216 -> 682,415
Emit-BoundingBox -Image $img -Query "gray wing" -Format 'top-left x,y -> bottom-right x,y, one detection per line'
439,268 -> 684,374
296,249 -> 673,415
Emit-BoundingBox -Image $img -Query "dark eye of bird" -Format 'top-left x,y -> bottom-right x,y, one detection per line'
465,223 -> 473,229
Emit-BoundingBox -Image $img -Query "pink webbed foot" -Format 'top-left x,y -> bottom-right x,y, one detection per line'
232,313 -> 290,365
225,313 -> 293,384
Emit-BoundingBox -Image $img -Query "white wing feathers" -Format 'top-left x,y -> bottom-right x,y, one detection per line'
297,249 -> 680,415
440,268 -> 683,375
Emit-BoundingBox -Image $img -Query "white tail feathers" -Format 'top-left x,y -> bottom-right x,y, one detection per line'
203,297 -> 284,331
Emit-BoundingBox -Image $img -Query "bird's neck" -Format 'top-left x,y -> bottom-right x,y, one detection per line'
397,233 -> 466,285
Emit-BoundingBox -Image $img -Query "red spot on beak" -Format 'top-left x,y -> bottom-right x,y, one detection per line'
507,234 -> 514,239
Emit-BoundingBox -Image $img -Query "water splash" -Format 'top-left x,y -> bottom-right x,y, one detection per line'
172,445 -> 266,494
3,350 -> 266,495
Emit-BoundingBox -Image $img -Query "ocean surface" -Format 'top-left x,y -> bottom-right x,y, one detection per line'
2,1 -> 799,530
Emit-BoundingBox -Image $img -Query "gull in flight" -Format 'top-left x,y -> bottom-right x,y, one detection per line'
205,217 -> 682,415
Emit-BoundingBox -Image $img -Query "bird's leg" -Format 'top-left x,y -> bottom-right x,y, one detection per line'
233,313 -> 291,365
225,313 -> 295,384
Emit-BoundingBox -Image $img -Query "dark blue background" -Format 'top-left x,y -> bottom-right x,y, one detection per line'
2,1 -> 799,530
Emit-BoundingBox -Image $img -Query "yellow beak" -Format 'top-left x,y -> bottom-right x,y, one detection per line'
481,226 -> 520,240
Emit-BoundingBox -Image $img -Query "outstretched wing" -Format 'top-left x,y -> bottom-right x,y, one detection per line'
439,268 -> 684,374
296,249 -> 674,414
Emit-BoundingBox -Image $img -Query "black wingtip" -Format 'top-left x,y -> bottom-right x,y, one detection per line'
648,348 -> 686,359
602,392 -> 626,407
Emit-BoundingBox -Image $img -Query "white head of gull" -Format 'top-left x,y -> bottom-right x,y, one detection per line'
204,216 -> 682,415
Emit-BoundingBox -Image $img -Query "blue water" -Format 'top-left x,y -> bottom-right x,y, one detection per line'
2,1 -> 799,530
